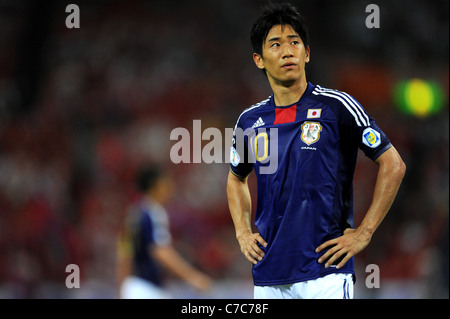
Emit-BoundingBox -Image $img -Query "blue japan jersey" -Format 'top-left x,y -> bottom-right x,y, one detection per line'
125,197 -> 172,286
230,83 -> 392,286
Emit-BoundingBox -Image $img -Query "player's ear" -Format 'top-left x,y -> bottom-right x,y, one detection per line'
253,53 -> 265,70
305,46 -> 310,63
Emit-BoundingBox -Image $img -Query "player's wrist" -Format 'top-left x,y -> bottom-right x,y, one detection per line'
235,228 -> 252,241
355,225 -> 374,240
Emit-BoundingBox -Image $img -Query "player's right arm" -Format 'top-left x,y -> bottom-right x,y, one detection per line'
227,170 -> 267,265
151,245 -> 213,292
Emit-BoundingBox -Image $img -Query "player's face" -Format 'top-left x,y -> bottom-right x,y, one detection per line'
154,176 -> 175,204
253,24 -> 310,86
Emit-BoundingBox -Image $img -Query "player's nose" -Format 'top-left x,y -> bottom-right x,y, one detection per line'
281,44 -> 294,59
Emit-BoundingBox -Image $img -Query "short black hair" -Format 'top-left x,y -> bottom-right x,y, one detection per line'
136,166 -> 163,193
250,2 -> 309,56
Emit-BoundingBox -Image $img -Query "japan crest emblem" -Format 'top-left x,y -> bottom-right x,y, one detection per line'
301,122 -> 322,145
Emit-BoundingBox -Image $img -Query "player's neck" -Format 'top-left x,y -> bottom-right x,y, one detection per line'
271,78 -> 308,107
145,192 -> 164,206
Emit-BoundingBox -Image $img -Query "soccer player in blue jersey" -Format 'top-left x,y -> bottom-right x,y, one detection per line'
227,2 -> 406,299
118,166 -> 213,298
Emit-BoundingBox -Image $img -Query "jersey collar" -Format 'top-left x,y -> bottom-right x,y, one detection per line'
270,82 -> 315,108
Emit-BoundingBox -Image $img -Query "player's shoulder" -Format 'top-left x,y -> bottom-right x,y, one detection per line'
233,95 -> 271,127
239,96 -> 272,119
310,84 -> 360,107
310,84 -> 369,126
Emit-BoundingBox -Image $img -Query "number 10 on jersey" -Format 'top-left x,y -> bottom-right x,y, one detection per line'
249,128 -> 278,175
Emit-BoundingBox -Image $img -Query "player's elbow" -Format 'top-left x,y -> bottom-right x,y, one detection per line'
378,147 -> 406,182
227,170 -> 248,184
398,158 -> 406,179
391,153 -> 406,182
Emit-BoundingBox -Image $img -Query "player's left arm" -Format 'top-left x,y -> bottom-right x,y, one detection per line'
316,146 -> 406,269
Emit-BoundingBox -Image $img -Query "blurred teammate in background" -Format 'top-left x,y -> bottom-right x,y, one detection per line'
117,165 -> 213,298
227,2 -> 406,299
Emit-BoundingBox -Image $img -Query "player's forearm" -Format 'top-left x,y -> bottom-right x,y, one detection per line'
227,171 -> 253,239
358,147 -> 406,237
153,245 -> 205,282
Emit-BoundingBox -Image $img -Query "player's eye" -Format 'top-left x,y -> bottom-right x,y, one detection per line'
291,40 -> 299,45
271,43 -> 280,47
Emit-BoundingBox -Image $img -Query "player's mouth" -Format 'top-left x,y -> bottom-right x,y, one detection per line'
281,62 -> 297,70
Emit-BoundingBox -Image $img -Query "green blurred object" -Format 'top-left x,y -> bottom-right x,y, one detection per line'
394,79 -> 446,118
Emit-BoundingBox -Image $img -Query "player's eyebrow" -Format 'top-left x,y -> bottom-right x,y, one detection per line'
267,34 -> 300,43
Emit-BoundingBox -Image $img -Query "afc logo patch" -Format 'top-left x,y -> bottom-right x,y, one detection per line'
362,127 -> 381,148
301,122 -> 322,145
230,146 -> 240,167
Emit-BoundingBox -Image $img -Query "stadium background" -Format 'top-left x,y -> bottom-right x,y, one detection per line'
0,0 -> 448,299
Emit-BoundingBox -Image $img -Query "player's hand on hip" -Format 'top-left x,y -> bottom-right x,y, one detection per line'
315,228 -> 372,269
237,232 -> 267,265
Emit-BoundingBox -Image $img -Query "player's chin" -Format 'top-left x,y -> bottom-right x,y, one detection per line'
278,72 -> 301,82
279,76 -> 300,86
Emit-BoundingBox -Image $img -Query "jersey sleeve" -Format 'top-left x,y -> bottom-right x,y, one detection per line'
339,92 -> 392,161
229,114 -> 254,178
149,207 -> 172,247
359,118 -> 392,160
140,206 -> 172,248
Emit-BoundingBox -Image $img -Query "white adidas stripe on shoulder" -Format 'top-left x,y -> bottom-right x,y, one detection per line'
312,85 -> 369,127
233,97 -> 270,131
